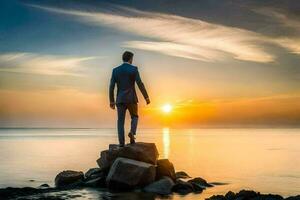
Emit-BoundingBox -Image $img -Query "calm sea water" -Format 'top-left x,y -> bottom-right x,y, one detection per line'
0,128 -> 299,199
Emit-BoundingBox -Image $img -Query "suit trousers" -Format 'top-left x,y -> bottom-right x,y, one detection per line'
116,103 -> 138,145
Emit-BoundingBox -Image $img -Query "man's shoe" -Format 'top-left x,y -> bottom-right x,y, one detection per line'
128,132 -> 136,144
119,144 -> 125,147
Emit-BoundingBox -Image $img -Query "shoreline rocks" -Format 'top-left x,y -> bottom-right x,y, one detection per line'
52,142 -> 215,195
1,142 -> 299,199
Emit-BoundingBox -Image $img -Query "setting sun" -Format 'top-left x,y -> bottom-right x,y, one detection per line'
162,104 -> 172,113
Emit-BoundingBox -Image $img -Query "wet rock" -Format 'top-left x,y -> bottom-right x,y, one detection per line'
54,170 -> 84,188
38,184 -> 50,189
0,187 -> 61,199
188,177 -> 213,188
97,142 -> 159,169
106,157 -> 156,190
208,194 -> 227,200
225,191 -> 236,200
235,190 -> 258,199
84,176 -> 106,188
259,194 -> 284,200
84,168 -> 104,179
156,159 -> 176,180
210,182 -> 229,186
189,182 -> 204,193
172,179 -> 194,195
286,196 -> 300,200
206,190 -> 286,200
175,171 -> 191,179
143,176 -> 174,195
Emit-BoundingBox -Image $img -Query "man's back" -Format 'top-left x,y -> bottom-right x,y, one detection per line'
109,63 -> 148,104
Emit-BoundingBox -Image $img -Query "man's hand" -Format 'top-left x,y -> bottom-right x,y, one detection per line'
110,102 -> 115,109
146,98 -> 150,105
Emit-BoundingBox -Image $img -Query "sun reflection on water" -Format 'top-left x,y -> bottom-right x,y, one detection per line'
162,127 -> 170,158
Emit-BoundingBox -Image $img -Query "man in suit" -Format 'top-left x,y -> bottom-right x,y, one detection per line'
109,51 -> 150,147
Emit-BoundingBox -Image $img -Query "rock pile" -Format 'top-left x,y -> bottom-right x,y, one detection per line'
54,142 -> 214,195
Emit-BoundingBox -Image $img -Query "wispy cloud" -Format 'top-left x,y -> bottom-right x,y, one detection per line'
29,4 -> 279,63
254,8 -> 300,54
0,52 -> 95,76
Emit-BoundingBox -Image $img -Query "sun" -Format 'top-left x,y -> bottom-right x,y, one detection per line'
162,104 -> 172,113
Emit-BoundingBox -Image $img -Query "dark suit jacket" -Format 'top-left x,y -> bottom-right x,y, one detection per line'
109,63 -> 149,104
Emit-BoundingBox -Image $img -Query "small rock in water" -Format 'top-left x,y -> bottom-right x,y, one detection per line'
29,180 -> 35,182
84,168 -> 103,179
175,171 -> 191,179
84,176 -> 106,188
188,177 -> 213,188
206,190 -> 286,200
172,179 -> 194,195
143,176 -> 174,195
224,191 -> 236,200
156,159 -> 176,180
210,182 -> 229,186
54,170 -> 84,188
38,184 -> 50,189
286,195 -> 300,200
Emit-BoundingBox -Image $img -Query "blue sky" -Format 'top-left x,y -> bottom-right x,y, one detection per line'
0,0 -> 300,127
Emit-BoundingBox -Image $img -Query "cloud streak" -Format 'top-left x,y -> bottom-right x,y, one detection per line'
29,4 -> 280,63
0,52 -> 95,76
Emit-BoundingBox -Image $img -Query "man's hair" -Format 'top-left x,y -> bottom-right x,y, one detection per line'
122,51 -> 134,62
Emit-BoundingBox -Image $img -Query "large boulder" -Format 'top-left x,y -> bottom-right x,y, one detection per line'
106,157 -> 156,190
97,142 -> 159,169
156,159 -> 176,180
54,170 -> 84,188
143,176 -> 174,195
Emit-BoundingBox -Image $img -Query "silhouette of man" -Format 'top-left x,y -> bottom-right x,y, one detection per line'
109,51 -> 150,147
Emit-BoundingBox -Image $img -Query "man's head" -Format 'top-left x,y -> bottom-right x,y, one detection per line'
122,51 -> 134,64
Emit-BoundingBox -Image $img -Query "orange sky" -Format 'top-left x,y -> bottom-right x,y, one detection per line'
1,1 -> 300,128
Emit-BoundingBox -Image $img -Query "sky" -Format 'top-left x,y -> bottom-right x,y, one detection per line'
0,0 -> 300,128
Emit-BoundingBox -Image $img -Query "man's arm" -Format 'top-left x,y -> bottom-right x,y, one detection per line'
135,68 -> 150,104
109,70 -> 116,109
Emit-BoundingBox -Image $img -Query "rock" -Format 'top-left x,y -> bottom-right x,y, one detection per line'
225,191 -> 236,200
188,177 -> 213,188
260,194 -> 284,200
84,168 -> 104,180
210,182 -> 229,186
38,184 -> 50,189
143,176 -> 175,195
84,176 -> 106,187
54,170 -> 84,188
235,190 -> 258,199
106,157 -> 156,190
97,142 -> 159,169
206,190 -> 285,200
175,171 -> 191,179
172,179 -> 194,195
156,159 -> 176,180
207,195 -> 227,200
286,196 -> 300,200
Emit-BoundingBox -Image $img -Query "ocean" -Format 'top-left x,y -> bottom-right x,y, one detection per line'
0,128 -> 299,199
